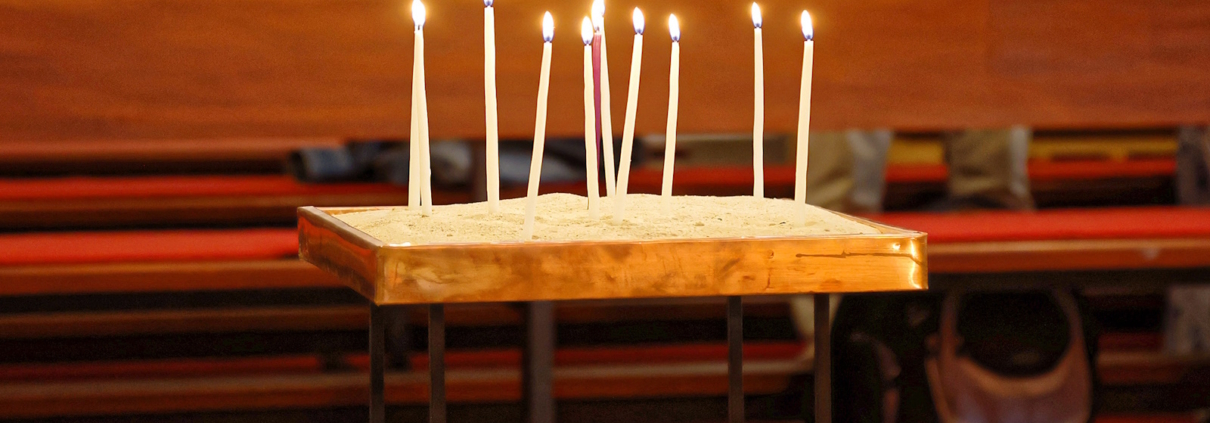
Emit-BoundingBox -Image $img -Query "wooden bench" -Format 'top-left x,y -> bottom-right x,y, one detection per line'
499,158 -> 1177,209
0,138 -> 342,176
0,175 -> 472,230
0,157 -> 1176,230
4,206 -> 1208,327
0,342 -> 807,419
3,207 -> 1210,418
0,339 -> 1204,419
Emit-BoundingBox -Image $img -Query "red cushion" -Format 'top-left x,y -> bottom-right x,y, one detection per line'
872,207 -> 1210,243
0,229 -> 299,266
6,207 -> 1206,266
0,175 -> 401,201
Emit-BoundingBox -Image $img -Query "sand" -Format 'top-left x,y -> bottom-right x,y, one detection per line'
334,193 -> 879,245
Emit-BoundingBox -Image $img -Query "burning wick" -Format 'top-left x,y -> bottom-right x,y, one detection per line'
522,12 -> 555,239
660,14 -> 681,209
752,3 -> 765,198
411,0 -> 433,216
582,17 -> 600,218
613,8 -> 645,224
795,11 -> 815,225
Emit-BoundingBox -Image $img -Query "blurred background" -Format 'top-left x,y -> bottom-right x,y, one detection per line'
1,0 -> 1209,422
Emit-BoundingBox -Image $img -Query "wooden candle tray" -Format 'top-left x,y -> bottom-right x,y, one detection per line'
298,205 -> 927,305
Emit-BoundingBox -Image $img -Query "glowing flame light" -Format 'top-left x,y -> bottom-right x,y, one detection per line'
591,0 -> 605,31
484,0 -> 492,7
668,14 -> 680,42
411,0 -> 426,29
542,11 -> 554,42
751,3 -> 762,28
581,17 -> 594,45
632,8 -> 644,35
801,10 -> 813,41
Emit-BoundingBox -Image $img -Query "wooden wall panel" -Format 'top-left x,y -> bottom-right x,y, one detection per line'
1,0 -> 1208,142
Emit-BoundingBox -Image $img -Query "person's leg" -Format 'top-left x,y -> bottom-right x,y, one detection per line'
943,126 -> 1034,210
846,129 -> 894,214
1176,125 -> 1210,205
790,129 -> 892,360
802,131 -> 855,212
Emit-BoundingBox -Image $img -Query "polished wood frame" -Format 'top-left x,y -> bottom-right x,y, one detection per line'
298,205 -> 927,305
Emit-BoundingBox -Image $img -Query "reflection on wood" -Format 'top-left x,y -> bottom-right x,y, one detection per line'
298,206 -> 927,304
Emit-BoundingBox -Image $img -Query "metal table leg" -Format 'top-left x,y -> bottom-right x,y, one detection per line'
370,303 -> 385,423
727,296 -> 743,423
430,304 -> 446,423
387,306 -> 411,370
813,294 -> 831,423
523,301 -> 556,423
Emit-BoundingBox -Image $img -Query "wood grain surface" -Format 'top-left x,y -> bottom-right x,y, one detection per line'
299,206 -> 926,304
1,0 -> 1207,143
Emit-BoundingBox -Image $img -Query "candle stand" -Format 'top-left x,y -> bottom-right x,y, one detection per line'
298,205 -> 927,423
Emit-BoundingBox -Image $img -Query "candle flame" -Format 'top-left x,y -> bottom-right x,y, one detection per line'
542,11 -> 554,42
591,0 -> 605,30
581,17 -> 594,45
484,0 -> 492,7
411,0 -> 426,29
801,10 -> 813,41
751,3 -> 762,28
668,14 -> 680,42
632,8 -> 644,35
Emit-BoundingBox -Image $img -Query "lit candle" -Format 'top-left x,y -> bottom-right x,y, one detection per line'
795,11 -> 814,223
522,12 -> 555,239
752,3 -> 765,198
407,1 -> 424,211
592,0 -> 617,199
484,0 -> 500,213
582,18 -> 601,219
660,14 -> 680,206
612,8 -> 644,224
413,0 -> 433,216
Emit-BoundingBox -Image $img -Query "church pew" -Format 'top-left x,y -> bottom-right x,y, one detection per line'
0,207 -> 1205,415
0,156 -> 1174,230
0,299 -> 794,341
0,343 -> 806,419
0,341 -> 1203,419
3,206 -> 1209,311
0,339 -> 1202,419
0,175 -> 469,230
507,158 -> 1176,209
875,207 -> 1210,274
0,334 -> 1182,381
0,138 -> 342,176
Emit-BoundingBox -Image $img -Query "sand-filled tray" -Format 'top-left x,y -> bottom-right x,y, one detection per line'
298,194 -> 927,304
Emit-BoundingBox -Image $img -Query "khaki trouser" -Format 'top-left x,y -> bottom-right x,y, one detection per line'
790,127 -> 1034,360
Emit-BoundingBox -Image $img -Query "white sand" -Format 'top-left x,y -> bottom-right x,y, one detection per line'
334,193 -> 878,245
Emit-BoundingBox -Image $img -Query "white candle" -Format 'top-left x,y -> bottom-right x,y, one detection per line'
795,11 -> 814,223
592,0 -> 617,199
413,0 -> 433,217
660,14 -> 680,206
484,0 -> 500,213
409,63 -> 421,210
752,3 -> 765,199
612,8 -> 644,224
522,12 -> 555,239
582,18 -> 601,219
